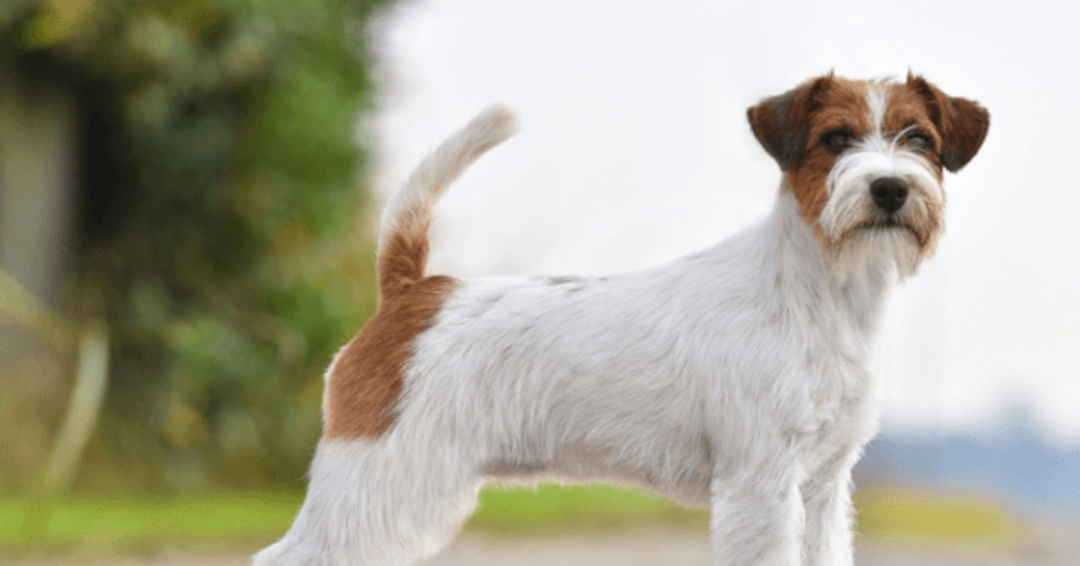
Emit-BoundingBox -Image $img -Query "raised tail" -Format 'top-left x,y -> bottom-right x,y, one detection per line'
377,105 -> 518,297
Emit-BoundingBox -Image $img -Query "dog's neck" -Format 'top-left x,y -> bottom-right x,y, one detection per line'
759,188 -> 897,344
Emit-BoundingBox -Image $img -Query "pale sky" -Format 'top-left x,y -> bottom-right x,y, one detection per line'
365,0 -> 1080,442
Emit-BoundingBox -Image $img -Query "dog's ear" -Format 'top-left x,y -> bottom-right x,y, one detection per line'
747,74 -> 833,171
907,73 -> 990,172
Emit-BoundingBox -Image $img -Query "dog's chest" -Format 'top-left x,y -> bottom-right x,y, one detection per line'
795,347 -> 882,475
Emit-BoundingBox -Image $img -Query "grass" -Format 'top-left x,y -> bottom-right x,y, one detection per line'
0,485 -> 1021,556
471,484 -> 707,534
1,492 -> 304,554
855,488 -> 1022,547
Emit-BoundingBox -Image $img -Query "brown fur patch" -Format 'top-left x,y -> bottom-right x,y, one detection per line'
325,274 -> 458,439
378,210 -> 436,298
903,74 -> 990,172
324,218 -> 457,439
881,85 -> 943,185
784,78 -> 872,228
883,85 -> 941,148
748,75 -> 832,170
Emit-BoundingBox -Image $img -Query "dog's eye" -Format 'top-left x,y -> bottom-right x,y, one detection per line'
821,129 -> 855,154
904,130 -> 935,152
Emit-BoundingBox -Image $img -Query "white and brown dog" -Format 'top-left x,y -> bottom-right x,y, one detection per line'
255,73 -> 989,566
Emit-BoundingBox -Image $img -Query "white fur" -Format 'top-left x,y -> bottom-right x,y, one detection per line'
255,100 -> 938,566
867,82 -> 889,137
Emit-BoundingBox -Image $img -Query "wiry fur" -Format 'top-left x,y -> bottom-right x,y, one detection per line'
819,83 -> 946,281
255,75 -> 988,566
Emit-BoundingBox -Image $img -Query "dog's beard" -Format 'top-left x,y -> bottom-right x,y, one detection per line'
831,225 -> 922,282
820,151 -> 944,283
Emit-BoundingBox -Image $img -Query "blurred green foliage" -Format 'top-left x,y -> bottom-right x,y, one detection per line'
0,0 -> 389,493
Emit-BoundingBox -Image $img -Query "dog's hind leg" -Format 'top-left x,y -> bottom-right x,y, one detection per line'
253,438 -> 483,566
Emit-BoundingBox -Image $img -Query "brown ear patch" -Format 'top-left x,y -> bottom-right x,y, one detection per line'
906,74 -> 990,172
759,77 -> 871,229
747,75 -> 833,170
325,275 -> 458,439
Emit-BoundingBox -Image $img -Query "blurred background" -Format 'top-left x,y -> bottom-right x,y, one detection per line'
1,0 -> 1077,565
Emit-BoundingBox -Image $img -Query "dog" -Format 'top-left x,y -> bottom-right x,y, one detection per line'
254,72 -> 989,566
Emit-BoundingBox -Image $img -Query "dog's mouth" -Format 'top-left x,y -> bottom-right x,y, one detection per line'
843,214 -> 937,252
838,215 -> 924,247
851,211 -> 920,232
855,216 -> 909,233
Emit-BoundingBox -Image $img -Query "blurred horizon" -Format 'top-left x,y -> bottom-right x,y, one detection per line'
859,405 -> 1080,514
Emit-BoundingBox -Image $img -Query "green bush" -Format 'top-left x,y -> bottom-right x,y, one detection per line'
1,0 -> 389,493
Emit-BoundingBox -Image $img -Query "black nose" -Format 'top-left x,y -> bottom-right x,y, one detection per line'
870,177 -> 909,214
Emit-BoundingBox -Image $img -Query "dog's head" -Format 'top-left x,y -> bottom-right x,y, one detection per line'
748,73 -> 989,275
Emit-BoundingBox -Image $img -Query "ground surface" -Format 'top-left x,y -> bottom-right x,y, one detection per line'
6,487 -> 1075,565
431,529 -> 1078,566
12,525 -> 1080,566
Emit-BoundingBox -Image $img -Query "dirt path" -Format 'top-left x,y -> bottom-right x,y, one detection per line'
430,528 -> 1078,566
12,525 -> 1079,565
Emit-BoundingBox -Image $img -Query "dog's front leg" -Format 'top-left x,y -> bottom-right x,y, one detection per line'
709,468 -> 805,566
801,451 -> 860,566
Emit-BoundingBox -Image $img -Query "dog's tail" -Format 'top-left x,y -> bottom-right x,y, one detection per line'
377,105 -> 518,296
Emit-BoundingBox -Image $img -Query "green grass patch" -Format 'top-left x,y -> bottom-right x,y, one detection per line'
1,493 -> 304,554
471,484 -> 707,534
855,489 -> 1022,547
0,485 -> 1021,555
